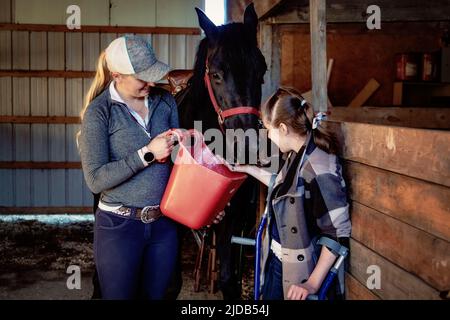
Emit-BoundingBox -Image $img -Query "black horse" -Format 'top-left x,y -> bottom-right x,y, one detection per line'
174,4 -> 268,300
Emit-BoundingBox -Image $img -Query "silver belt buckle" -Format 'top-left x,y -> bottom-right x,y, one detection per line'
141,205 -> 160,224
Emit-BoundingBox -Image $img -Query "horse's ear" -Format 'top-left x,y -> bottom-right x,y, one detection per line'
243,3 -> 258,33
195,7 -> 218,39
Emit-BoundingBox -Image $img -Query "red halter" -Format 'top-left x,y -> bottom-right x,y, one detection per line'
204,59 -> 261,132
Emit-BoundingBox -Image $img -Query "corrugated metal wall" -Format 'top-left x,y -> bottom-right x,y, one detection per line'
0,3 -> 201,209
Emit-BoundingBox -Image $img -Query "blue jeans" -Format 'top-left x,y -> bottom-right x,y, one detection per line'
261,252 -> 284,300
94,209 -> 178,299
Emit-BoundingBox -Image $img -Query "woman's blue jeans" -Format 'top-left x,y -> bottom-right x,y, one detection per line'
94,209 -> 178,299
261,251 -> 284,300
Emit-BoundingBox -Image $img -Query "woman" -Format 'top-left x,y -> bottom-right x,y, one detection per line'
224,87 -> 351,300
78,36 -> 223,299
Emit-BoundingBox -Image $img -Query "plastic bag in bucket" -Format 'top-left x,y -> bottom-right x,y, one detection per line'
161,129 -> 247,229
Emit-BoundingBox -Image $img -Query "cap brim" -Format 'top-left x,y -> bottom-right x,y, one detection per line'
135,60 -> 170,83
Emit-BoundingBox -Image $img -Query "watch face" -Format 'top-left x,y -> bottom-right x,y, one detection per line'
144,152 -> 155,163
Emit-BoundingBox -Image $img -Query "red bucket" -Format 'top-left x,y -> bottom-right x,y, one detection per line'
161,129 -> 247,229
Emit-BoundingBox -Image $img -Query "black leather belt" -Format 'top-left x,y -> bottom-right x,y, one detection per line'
105,205 -> 162,224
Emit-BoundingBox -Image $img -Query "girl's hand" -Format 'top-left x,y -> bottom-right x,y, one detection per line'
216,155 -> 250,174
287,281 -> 319,300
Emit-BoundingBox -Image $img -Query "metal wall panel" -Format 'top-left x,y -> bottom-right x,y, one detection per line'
12,31 -> 29,70
0,31 -> 11,69
83,33 -> 100,71
48,32 -> 65,70
30,31 -> 47,70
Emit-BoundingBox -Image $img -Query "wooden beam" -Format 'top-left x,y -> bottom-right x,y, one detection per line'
351,201 -> 450,291
309,0 -> 328,112
0,23 -> 200,35
328,107 -> 450,129
329,121 -> 450,187
345,272 -> 380,300
349,239 -> 442,300
0,162 -> 82,169
0,207 -> 92,214
345,161 -> 450,242
254,0 -> 285,20
0,70 -> 95,78
348,78 -> 380,108
265,0 -> 450,24
0,116 -> 81,124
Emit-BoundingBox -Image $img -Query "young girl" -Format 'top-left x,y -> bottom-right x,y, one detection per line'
225,87 -> 351,300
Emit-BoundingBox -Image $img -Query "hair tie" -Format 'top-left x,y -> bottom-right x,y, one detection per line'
312,112 -> 327,130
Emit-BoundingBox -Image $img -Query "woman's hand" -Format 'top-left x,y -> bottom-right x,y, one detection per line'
147,130 -> 175,161
287,281 -> 319,300
207,210 -> 226,227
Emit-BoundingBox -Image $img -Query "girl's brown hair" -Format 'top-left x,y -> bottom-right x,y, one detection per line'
261,86 -> 338,154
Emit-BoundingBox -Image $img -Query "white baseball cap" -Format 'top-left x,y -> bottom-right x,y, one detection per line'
105,35 -> 170,82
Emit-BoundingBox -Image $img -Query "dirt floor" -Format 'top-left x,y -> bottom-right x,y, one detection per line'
0,218 -> 254,300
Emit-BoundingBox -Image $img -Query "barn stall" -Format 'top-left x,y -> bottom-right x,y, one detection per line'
244,0 -> 449,300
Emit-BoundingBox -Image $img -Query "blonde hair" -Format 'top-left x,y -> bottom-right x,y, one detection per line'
77,51 -> 111,146
80,51 -> 111,120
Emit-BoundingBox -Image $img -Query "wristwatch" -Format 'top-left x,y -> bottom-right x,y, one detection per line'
143,150 -> 155,164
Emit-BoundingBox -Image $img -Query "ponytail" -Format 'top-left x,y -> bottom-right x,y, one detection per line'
77,51 -> 111,147
262,86 -> 338,154
80,51 -> 111,121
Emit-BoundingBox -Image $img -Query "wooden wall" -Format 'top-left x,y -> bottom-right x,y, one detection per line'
279,22 -> 445,107
330,122 -> 450,300
0,1 -> 201,211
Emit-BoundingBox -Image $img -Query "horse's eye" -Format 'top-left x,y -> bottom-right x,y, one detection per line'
212,73 -> 222,82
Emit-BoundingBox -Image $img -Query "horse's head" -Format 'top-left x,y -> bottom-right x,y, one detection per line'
195,3 -> 268,164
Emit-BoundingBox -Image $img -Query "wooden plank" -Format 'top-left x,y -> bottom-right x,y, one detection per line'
12,77 -> 30,115
393,82 -> 403,105
330,121 -> 450,187
65,79 -> 83,116
328,107 -> 450,130
48,78 -> 65,116
345,272 -> 380,300
83,33 -> 100,72
351,201 -> 450,291
0,70 -> 95,78
30,78 -> 47,116
0,24 -> 201,35
265,0 -> 450,24
0,207 -> 92,214
254,0 -> 284,20
348,78 -> 380,108
0,77 -> 12,115
47,32 -> 65,70
65,33 -> 82,71
169,34 -> 186,70
346,161 -> 450,242
152,34 -> 169,65
0,162 -> 81,169
309,0 -> 328,112
349,239 -> 441,300
0,169 -> 14,206
280,32 -> 294,86
0,30 -> 11,69
12,31 -> 29,70
30,31 -> 47,70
